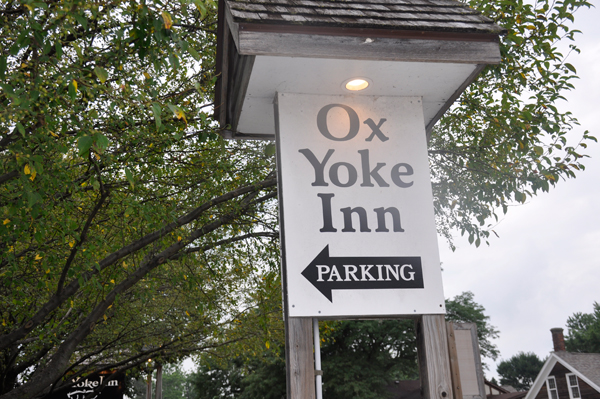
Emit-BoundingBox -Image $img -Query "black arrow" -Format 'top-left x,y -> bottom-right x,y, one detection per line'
301,245 -> 424,302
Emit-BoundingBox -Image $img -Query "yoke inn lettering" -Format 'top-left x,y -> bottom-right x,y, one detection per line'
300,104 -> 415,234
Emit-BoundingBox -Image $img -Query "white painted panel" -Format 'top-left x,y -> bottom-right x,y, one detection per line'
455,329 -> 480,397
237,56 -> 476,136
276,93 -> 445,317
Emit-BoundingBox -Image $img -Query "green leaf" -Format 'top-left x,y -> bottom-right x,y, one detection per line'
264,143 -> 276,157
533,146 -> 544,156
72,12 -> 88,29
152,102 -> 162,130
0,56 -> 6,80
68,81 -> 77,100
192,0 -> 208,18
125,168 -> 135,188
78,136 -> 94,157
564,63 -> 577,73
16,122 -> 26,136
94,66 -> 109,83
94,133 -> 110,153
187,44 -> 201,61
27,190 -> 42,207
55,41 -> 63,58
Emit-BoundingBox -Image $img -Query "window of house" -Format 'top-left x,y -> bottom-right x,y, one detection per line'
547,376 -> 559,399
566,373 -> 581,399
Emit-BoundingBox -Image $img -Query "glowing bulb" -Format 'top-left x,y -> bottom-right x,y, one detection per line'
345,79 -> 369,91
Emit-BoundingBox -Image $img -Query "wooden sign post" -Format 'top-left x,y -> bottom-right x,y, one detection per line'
276,93 -> 450,399
214,1 -> 504,398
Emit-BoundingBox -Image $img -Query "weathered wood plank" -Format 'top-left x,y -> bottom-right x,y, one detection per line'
446,322 -> 463,399
452,323 -> 486,399
237,31 -> 501,64
225,0 -> 504,34
286,317 -> 316,399
417,315 -> 454,399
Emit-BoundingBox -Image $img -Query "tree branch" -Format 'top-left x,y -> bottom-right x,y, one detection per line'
0,177 -> 276,352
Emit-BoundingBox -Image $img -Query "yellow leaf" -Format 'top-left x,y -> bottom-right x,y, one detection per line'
265,341 -> 270,349
161,11 -> 173,29
30,168 -> 36,181
185,311 -> 190,316
69,241 -> 75,248
35,254 -> 43,260
111,279 -> 115,284
3,219 -> 9,225
24,164 -> 31,175
104,315 -> 107,321
50,131 -> 59,137
177,236 -> 182,241
72,80 -> 78,92
144,72 -> 151,79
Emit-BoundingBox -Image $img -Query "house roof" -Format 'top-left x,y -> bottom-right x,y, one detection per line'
488,392 -> 527,399
554,352 -> 600,388
225,0 -> 506,35
525,352 -> 600,399
485,379 -> 511,394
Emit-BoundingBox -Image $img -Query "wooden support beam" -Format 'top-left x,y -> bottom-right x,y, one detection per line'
446,322 -> 463,399
285,317 -> 316,399
417,315 -> 454,399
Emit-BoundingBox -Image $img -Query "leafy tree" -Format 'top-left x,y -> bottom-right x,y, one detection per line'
496,352 -> 545,391
127,363 -> 196,399
192,357 -> 244,399
0,1 -> 279,398
431,0 -> 595,248
565,302 -> 600,353
446,291 -> 500,361
320,320 -> 418,399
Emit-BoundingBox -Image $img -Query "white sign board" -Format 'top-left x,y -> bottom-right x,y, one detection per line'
276,93 -> 445,318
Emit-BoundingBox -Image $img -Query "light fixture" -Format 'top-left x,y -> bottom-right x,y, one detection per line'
344,78 -> 370,91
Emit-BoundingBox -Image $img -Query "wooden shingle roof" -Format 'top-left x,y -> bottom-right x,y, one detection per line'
525,352 -> 600,399
215,0 -> 504,138
554,352 -> 600,388
226,0 -> 506,35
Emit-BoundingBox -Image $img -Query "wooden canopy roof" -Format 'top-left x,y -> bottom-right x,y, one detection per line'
225,0 -> 505,35
215,0 -> 505,139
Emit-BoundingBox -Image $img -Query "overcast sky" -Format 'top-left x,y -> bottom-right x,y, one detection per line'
438,4 -> 600,379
